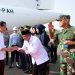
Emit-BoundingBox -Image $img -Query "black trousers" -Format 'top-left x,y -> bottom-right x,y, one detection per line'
0,60 -> 4,75
10,50 -> 19,64
5,51 -> 9,65
33,61 -> 49,75
19,52 -> 32,70
50,46 -> 57,62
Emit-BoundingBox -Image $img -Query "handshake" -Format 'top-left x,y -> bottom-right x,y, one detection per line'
1,46 -> 19,52
10,46 -> 19,51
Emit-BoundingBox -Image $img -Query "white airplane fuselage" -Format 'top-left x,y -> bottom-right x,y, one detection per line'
0,5 -> 61,31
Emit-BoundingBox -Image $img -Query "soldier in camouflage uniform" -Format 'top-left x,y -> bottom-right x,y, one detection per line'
56,15 -> 75,75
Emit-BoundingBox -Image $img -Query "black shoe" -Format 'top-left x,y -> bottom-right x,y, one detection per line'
49,61 -> 53,63
50,60 -> 57,63
24,67 -> 32,74
28,69 -> 32,74
27,70 -> 32,74
9,66 -> 13,68
9,64 -> 14,68
24,70 -> 32,74
18,66 -> 22,69
24,69 -> 29,73
22,67 -> 28,71
6,62 -> 8,65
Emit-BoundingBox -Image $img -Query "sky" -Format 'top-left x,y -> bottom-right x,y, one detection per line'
45,0 -> 75,30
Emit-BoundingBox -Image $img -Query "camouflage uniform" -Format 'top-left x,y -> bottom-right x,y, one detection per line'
57,26 -> 75,75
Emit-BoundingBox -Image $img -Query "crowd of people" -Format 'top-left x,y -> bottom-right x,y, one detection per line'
0,15 -> 75,75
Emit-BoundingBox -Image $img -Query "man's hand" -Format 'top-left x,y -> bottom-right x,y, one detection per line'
49,39 -> 54,45
48,22 -> 54,39
12,46 -> 18,51
1,46 -> 18,52
64,40 -> 71,45
64,40 -> 75,45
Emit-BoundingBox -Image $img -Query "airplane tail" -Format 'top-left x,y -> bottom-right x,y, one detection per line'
36,0 -> 54,10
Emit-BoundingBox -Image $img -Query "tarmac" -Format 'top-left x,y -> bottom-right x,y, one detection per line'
5,56 -> 60,75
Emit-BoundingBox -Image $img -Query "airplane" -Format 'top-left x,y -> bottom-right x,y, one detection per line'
0,0 -> 62,31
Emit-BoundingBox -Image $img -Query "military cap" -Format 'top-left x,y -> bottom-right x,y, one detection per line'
57,15 -> 70,21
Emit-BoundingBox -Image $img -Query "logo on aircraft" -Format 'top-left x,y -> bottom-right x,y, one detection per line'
0,8 -> 14,13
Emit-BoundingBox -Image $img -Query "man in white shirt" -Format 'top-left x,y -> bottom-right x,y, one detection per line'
0,21 -> 16,75
18,28 -> 49,75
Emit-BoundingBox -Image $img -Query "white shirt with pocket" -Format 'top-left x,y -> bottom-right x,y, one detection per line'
21,35 -> 49,65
